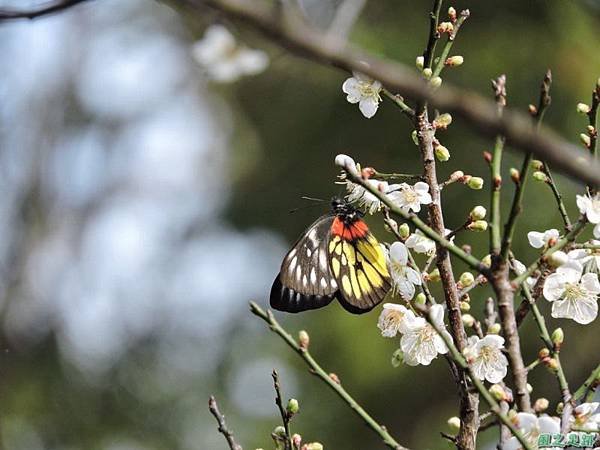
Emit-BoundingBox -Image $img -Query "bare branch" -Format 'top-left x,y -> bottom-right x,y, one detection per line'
208,396 -> 243,450
183,0 -> 600,186
0,0 -> 91,20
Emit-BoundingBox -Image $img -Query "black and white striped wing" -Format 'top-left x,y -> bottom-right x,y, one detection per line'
270,215 -> 339,312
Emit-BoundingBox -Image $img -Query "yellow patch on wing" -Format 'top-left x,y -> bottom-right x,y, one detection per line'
331,257 -> 341,277
348,265 -> 361,299
356,238 -> 388,277
357,269 -> 371,293
328,236 -> 340,253
341,275 -> 352,296
341,242 -> 356,265
362,261 -> 384,288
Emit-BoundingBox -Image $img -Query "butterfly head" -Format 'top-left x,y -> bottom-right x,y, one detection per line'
331,197 -> 363,224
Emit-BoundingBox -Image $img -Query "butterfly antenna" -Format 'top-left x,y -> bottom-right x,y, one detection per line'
289,196 -> 326,214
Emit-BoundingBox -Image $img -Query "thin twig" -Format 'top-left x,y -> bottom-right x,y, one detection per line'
208,396 -> 243,450
382,89 -> 416,119
272,370 -> 294,450
431,9 -> 470,78
500,70 -> 552,261
490,75 -> 507,255
249,302 -> 410,450
521,286 -> 572,432
186,0 -> 600,186
371,169 -> 421,181
573,362 -> 600,402
0,0 -> 90,20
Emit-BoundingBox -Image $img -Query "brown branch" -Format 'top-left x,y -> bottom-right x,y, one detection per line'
183,0 -> 600,186
491,261 -> 531,412
272,370 -> 294,450
0,0 -> 91,20
208,396 -> 243,450
414,4 -> 478,449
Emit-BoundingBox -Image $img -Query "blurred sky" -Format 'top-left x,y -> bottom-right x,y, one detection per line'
0,1 -> 599,450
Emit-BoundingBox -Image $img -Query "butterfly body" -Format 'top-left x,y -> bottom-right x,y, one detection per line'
270,198 -> 391,314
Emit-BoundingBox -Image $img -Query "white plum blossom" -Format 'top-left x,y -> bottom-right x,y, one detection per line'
568,242 -> 600,274
405,229 -> 454,256
569,402 -> 600,432
504,413 -> 560,450
400,304 -> 451,366
345,179 -> 390,214
342,72 -> 382,118
527,228 -> 559,249
377,303 -> 410,338
543,261 -> 600,324
388,182 -> 433,213
463,335 -> 508,383
387,242 -> 422,300
192,25 -> 268,83
577,192 -> 600,224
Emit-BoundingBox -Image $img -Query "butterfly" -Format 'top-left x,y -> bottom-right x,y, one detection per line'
270,198 -> 391,314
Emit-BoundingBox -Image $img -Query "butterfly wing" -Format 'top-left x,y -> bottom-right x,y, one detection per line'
270,215 -> 339,312
328,217 -> 391,313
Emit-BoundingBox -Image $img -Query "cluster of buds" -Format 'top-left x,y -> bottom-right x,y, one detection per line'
446,171 -> 485,190
437,21 -> 454,35
415,57 -> 443,89
538,347 -> 559,371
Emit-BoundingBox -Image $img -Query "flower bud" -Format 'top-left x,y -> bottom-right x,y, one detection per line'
580,133 -> 591,147
447,416 -> 461,433
273,426 -> 286,437
428,268 -> 441,282
462,314 -> 475,327
532,171 -> 548,182
399,223 -> 410,239
435,144 -> 451,161
531,159 -> 544,170
528,104 -> 538,116
470,206 -> 487,221
433,113 -> 453,129
527,383 -> 533,394
488,323 -> 501,334
299,330 -> 310,350
548,250 -> 568,267
450,170 -> 465,182
538,347 -> 551,359
467,176 -> 484,190
334,154 -> 359,176
292,434 -> 302,448
430,76 -> 443,88
459,272 -> 475,287
411,130 -> 419,145
551,327 -> 564,347
577,103 -> 591,114
445,55 -> 464,67
460,301 -> 470,312
303,444 -> 323,450
416,56 -> 424,70
437,22 -> 454,34
415,292 -> 427,305
448,6 -> 457,20
287,398 -> 300,415
329,373 -> 340,384
467,220 -> 488,232
481,254 -> 492,267
546,358 -> 559,371
556,402 -> 564,414
489,384 -> 506,401
588,125 -> 596,135
510,168 -> 520,183
534,398 -> 549,413
422,68 -> 433,79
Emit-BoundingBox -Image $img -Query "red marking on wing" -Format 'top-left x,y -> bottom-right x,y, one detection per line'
331,217 -> 369,240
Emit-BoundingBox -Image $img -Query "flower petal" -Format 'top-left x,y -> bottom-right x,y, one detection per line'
359,97 -> 379,118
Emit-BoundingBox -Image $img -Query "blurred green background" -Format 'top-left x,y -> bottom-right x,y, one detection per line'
0,1 -> 599,449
